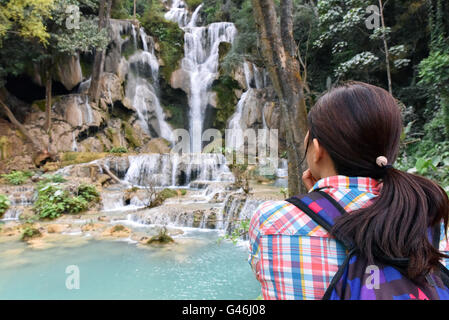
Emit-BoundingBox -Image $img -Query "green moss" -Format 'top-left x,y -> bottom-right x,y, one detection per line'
122,40 -> 137,60
146,227 -> 174,245
140,8 -> 184,82
21,226 -> 41,241
80,58 -> 92,78
212,76 -> 241,132
60,152 -> 109,166
185,0 -> 203,10
159,188 -> 178,200
112,224 -> 126,232
163,104 -> 185,129
121,122 -> 142,149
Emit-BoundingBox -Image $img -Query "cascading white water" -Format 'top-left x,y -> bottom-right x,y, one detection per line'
227,60 -> 266,151
165,2 -> 237,153
0,186 -> 35,221
276,158 -> 288,178
123,153 -> 233,187
125,27 -> 174,143
72,132 -> 78,152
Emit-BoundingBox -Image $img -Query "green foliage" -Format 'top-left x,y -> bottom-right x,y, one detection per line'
64,195 -> 89,213
112,224 -> 126,232
109,146 -> 128,153
185,0 -> 202,10
122,122 -> 142,148
140,3 -> 184,81
0,0 -> 54,45
219,218 -> 250,245
34,182 -> 99,219
159,188 -> 178,200
147,226 -> 174,244
163,104 -> 186,129
21,226 -> 42,241
212,76 -> 240,132
0,194 -> 10,216
77,184 -> 100,202
419,51 -> 449,88
40,173 -> 67,184
1,171 -> 33,185
280,188 -> 288,198
418,52 -> 449,134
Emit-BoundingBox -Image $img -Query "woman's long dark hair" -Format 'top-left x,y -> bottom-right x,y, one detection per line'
307,81 -> 449,280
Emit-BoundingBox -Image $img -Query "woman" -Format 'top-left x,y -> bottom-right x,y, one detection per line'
248,82 -> 449,300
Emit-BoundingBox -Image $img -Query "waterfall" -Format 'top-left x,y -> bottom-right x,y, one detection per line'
131,24 -> 137,49
72,132 -> 78,152
125,28 -> 174,143
123,153 -> 233,187
227,60 -> 266,151
1,207 -> 23,221
164,0 -> 190,27
101,191 -> 125,211
0,186 -> 35,221
276,159 -> 288,178
166,2 -> 237,153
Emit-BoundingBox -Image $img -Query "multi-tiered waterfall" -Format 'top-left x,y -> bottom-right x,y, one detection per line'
165,1 -> 237,152
125,26 -> 174,142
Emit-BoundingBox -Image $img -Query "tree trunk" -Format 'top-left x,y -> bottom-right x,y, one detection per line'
88,0 -> 111,103
379,0 -> 392,94
251,0 -> 309,196
0,99 -> 42,152
44,69 -> 52,132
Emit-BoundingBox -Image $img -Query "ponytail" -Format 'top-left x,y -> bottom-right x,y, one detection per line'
332,168 -> 449,280
307,82 -> 449,281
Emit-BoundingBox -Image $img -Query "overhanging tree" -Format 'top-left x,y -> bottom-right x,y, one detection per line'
251,0 -> 309,196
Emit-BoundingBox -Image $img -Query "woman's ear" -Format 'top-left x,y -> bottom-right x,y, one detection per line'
312,138 -> 324,163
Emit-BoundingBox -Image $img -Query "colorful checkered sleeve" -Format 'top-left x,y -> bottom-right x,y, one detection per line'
248,175 -> 382,300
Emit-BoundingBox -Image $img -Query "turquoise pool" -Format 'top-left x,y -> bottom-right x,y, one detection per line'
0,230 -> 261,299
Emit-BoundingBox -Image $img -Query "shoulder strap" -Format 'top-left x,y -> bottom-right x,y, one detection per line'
286,190 -> 353,249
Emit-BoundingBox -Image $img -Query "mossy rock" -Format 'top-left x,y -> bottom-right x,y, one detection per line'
211,76 -> 241,132
185,0 -> 203,10
140,12 -> 184,82
121,122 -> 142,149
21,226 -> 42,241
60,152 -> 109,166
146,227 -> 174,245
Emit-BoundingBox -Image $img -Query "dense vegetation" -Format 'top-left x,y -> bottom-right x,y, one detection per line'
34,179 -> 100,219
196,0 -> 449,192
0,0 -> 447,191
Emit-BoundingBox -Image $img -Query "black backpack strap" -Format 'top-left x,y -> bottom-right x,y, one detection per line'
286,190 -> 354,250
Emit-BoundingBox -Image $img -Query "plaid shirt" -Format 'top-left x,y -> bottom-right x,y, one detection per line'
248,175 -> 449,300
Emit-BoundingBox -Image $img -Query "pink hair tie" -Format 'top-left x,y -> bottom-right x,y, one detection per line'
376,156 -> 388,167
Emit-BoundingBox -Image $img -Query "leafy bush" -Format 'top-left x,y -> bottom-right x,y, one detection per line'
34,183 -> 100,219
64,196 -> 89,214
21,226 -> 41,241
159,188 -> 178,200
77,184 -> 100,202
34,184 -> 69,219
0,194 -> 10,217
40,174 -> 66,184
140,4 -> 184,81
109,146 -> 128,154
112,224 -> 126,232
1,171 -> 33,185
147,227 -> 174,245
